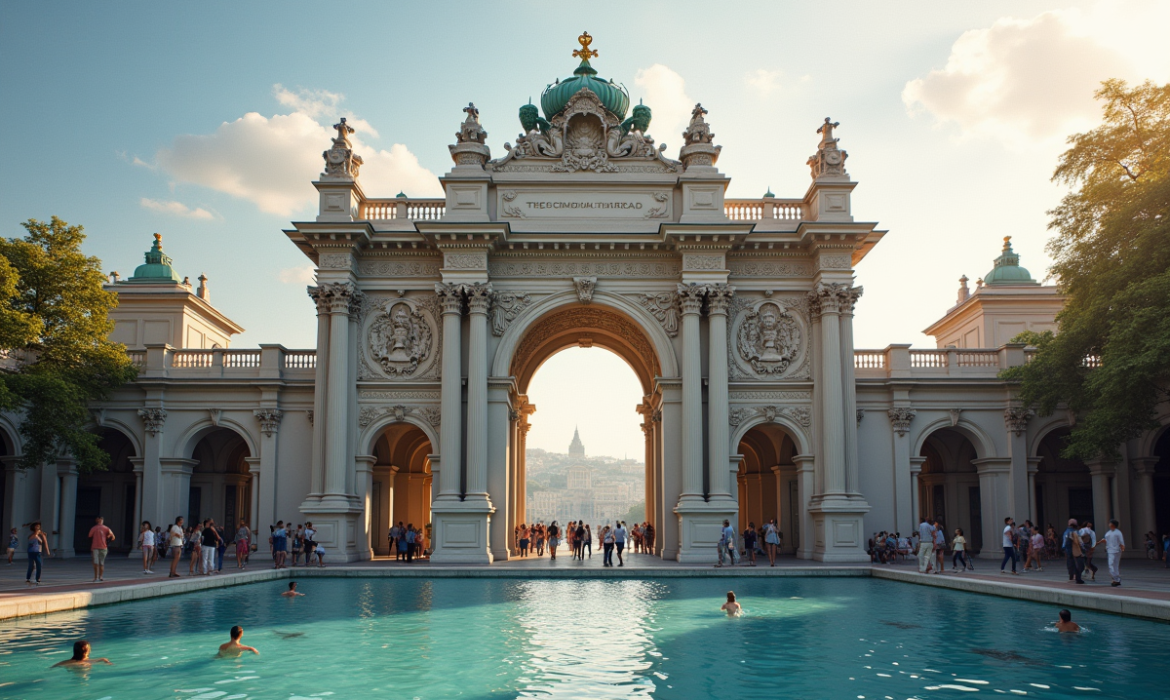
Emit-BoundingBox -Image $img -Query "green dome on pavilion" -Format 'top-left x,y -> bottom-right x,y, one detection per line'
126,233 -> 182,284
983,236 -> 1038,286
540,32 -> 630,120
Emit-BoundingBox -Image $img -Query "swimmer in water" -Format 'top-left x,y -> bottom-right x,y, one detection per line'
281,581 -> 305,597
1054,609 -> 1081,633
52,640 -> 112,668
218,625 -> 260,657
721,591 -> 742,617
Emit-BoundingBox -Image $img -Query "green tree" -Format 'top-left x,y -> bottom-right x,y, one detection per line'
1004,80 -> 1170,460
619,500 -> 646,524
0,217 -> 137,473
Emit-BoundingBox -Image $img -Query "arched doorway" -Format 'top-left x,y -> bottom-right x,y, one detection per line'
505,301 -> 665,559
918,428 -> 982,553
736,423 -> 799,554
74,429 -> 137,554
189,428 -> 252,533
369,423 -> 433,557
1152,428 -> 1170,539
1034,427 -> 1092,531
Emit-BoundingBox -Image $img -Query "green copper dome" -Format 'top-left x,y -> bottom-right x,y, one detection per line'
540,33 -> 629,120
984,236 -> 1038,286
126,233 -> 182,284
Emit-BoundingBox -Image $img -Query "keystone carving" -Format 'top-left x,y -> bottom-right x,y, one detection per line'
574,276 -> 597,305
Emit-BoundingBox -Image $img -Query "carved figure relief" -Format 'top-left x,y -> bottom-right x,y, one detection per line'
737,301 -> 801,375
367,300 -> 434,377
574,276 -> 597,304
490,290 -> 532,336
636,291 -> 679,337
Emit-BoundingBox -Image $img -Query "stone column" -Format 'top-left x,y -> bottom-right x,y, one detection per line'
435,283 -> 463,502
1131,458 -> 1158,544
56,460 -> 78,558
38,462 -> 60,553
464,283 -> 492,503
706,284 -> 735,504
254,409 -> 282,536
127,457 -> 143,558
355,455 -> 376,560
306,286 -> 330,503
138,407 -> 166,528
815,287 -> 846,497
1087,461 -> 1114,532
974,458 -> 1010,558
659,381 -> 683,560
793,454 -> 815,559
487,384 -> 512,561
909,456 -> 926,527
891,413 -> 913,531
322,283 -> 353,506
1004,408 -> 1032,522
839,287 -> 863,495
245,457 -> 261,533
677,283 -> 706,504
641,414 -> 655,529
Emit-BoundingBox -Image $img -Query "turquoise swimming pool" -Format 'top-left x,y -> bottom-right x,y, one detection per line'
0,577 -> 1165,699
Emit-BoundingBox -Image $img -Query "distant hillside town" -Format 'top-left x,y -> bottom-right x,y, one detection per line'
525,428 -> 645,525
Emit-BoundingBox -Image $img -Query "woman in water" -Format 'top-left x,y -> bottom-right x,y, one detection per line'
721,591 -> 742,617
52,640 -> 112,668
26,522 -> 51,585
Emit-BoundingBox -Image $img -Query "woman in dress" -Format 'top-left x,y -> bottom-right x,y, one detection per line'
235,519 -> 251,570
1025,526 -> 1045,571
26,522 -> 51,585
763,519 -> 780,567
534,524 -> 545,556
188,523 -> 203,575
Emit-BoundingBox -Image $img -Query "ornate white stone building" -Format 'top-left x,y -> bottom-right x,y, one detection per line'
3,35 -> 1168,563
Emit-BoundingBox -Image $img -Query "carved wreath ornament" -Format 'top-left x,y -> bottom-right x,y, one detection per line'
368,302 -> 432,377
737,302 -> 801,375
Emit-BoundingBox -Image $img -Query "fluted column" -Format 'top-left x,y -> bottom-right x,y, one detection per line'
322,283 -> 354,504
706,284 -> 735,503
129,458 -> 143,556
56,460 -> 78,558
678,283 -> 706,504
435,283 -> 463,502
307,286 -> 330,501
839,286 -> 863,495
813,284 -> 846,497
465,283 -> 492,502
1131,459 -> 1158,543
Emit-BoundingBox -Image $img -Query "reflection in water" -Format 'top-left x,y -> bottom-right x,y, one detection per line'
515,580 -> 661,699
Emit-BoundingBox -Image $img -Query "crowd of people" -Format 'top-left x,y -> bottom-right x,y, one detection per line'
387,522 -> 426,562
512,520 -> 655,564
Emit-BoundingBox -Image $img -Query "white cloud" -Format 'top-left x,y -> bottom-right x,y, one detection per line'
151,85 -> 440,217
903,6 -> 1170,141
745,69 -> 784,97
278,263 -> 316,285
634,64 -> 694,153
139,197 -> 216,220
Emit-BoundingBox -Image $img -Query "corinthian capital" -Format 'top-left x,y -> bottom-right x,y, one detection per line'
706,283 -> 735,315
307,285 -> 330,315
677,283 -> 706,315
435,282 -> 464,315
466,282 -> 493,314
837,285 -> 863,314
313,281 -> 355,314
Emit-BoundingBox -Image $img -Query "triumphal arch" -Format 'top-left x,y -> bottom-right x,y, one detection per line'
288,34 -> 882,563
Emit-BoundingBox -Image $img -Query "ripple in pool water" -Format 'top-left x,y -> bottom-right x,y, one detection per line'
0,577 -> 1165,699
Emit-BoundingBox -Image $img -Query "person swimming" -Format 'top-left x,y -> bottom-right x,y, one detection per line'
218,625 -> 260,657
281,581 -> 305,597
721,591 -> 742,617
52,640 -> 112,668
1054,609 -> 1081,633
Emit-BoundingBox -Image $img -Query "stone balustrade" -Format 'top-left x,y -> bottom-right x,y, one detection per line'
129,344 -> 316,380
853,344 -> 1034,379
359,198 -> 447,221
724,198 -> 805,221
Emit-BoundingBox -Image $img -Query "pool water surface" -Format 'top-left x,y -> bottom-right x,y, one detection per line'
0,577 -> 1166,699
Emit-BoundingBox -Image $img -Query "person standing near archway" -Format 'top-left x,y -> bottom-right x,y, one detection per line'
167,517 -> 184,578
25,522 -> 50,586
87,516 -> 114,582
548,521 -> 560,560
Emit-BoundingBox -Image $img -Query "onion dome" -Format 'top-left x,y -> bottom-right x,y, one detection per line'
983,236 -> 1038,286
127,233 -> 182,284
540,32 -> 630,120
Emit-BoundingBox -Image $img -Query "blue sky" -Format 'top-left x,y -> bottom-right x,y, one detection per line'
3,2 -> 1167,457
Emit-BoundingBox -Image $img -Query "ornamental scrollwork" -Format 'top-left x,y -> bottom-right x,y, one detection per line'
138,408 -> 167,436
490,290 -> 532,336
888,407 -> 916,437
367,299 -> 434,377
253,409 -> 284,437
636,291 -> 679,337
1004,407 -> 1034,436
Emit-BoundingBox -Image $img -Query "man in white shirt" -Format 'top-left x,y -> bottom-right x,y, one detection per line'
917,518 -> 935,573
1100,519 -> 1126,587
613,522 -> 628,566
1078,521 -> 1100,581
168,516 -> 185,578
1000,516 -> 1018,575
717,520 -> 738,567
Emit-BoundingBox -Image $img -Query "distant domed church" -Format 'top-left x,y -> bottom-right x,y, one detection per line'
568,426 -> 585,457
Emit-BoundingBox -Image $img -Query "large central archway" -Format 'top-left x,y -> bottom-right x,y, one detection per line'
495,292 -> 676,559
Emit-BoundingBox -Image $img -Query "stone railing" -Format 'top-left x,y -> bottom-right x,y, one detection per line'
359,198 -> 447,221
724,198 -> 805,221
130,345 -> 316,380
854,345 -> 1033,379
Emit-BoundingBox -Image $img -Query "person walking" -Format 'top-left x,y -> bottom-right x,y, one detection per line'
201,519 -> 221,575
574,521 -> 586,560
614,521 -> 628,566
743,522 -> 758,567
167,517 -> 185,578
917,517 -> 935,573
1100,519 -> 1126,587
389,522 -> 402,559
518,524 -> 529,557
405,524 -> 416,563
602,525 -> 615,566
584,524 -> 593,558
933,520 -> 947,574
1000,516 -> 1018,575
25,522 -> 51,586
764,519 -> 780,567
548,521 -> 560,560
138,521 -> 155,574
235,519 -> 251,570
644,522 -> 655,556
271,521 -> 288,569
1079,521 -> 1099,581
1025,527 -> 1045,571
951,528 -> 968,572
87,516 -> 115,582
1062,519 -> 1086,584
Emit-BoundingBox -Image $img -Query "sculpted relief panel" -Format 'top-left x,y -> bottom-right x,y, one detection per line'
361,296 -> 441,380
728,296 -> 809,380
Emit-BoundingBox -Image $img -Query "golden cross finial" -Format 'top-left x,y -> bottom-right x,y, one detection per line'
573,31 -> 597,61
